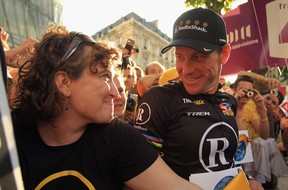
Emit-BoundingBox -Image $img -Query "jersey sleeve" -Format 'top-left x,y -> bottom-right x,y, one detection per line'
110,119 -> 158,182
133,86 -> 175,152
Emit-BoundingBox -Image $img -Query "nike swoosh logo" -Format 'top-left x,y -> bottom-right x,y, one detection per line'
222,98 -> 226,101
203,48 -> 212,52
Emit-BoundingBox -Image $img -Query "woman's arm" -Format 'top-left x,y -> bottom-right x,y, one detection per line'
125,156 -> 203,190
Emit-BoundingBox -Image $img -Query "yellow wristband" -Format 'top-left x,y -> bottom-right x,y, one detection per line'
260,117 -> 268,122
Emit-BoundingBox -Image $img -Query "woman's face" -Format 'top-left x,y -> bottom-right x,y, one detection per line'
264,94 -> 279,112
113,75 -> 127,117
68,60 -> 119,124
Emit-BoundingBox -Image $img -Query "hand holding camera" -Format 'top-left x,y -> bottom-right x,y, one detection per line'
126,93 -> 138,112
124,93 -> 138,125
243,89 -> 255,98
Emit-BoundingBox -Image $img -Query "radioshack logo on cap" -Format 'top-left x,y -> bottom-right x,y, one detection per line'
280,101 -> 288,117
175,19 -> 208,34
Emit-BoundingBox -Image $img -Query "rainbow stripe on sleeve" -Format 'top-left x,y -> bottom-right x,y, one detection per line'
143,134 -> 164,149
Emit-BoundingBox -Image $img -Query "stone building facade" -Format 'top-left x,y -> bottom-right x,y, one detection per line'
0,0 -> 62,48
92,12 -> 175,70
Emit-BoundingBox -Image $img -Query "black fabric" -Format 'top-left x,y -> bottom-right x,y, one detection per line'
134,81 -> 238,179
0,38 -> 7,91
13,118 -> 157,190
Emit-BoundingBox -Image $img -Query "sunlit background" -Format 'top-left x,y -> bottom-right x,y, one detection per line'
62,0 -> 247,38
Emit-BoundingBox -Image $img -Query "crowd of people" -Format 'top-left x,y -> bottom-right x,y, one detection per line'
1,7 -> 287,190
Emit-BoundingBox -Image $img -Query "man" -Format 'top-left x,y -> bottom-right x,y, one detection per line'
144,61 -> 165,75
134,8 -> 263,190
232,75 -> 269,140
278,101 -> 288,151
137,61 -> 165,97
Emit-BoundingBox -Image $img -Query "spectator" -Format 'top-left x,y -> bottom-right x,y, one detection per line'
137,61 -> 165,97
233,75 -> 269,140
277,102 -> 288,152
113,72 -> 127,118
134,65 -> 144,82
136,73 -> 161,97
238,71 -> 281,92
134,8 -> 262,190
10,24 -> 202,190
1,27 -> 36,102
145,60 -> 165,75
113,72 -> 135,124
219,76 -> 233,95
122,63 -> 137,94
0,27 -> 10,51
233,75 -> 288,187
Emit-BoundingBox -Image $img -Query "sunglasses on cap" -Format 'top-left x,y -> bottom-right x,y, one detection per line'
61,33 -> 95,64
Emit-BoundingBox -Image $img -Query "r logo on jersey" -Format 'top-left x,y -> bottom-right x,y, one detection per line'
199,122 -> 238,172
135,103 -> 151,125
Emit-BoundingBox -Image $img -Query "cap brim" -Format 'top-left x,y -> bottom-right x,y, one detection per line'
161,38 -> 220,54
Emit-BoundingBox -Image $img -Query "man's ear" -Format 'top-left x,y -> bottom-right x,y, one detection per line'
54,71 -> 71,97
220,44 -> 231,65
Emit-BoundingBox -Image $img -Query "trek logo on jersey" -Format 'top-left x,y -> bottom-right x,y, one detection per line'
186,112 -> 210,117
219,103 -> 234,116
183,98 -> 205,105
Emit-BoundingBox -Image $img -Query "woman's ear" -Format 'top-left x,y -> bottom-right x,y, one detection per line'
54,71 -> 71,97
220,44 -> 231,65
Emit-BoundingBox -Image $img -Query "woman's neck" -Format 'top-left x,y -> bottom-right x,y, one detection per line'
38,120 -> 86,146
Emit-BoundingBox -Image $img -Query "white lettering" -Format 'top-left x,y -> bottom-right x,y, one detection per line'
136,108 -> 144,121
183,98 -> 192,103
186,112 -> 210,116
206,138 -> 229,167
175,24 -> 207,34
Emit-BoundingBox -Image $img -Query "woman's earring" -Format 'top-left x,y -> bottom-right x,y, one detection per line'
64,98 -> 70,111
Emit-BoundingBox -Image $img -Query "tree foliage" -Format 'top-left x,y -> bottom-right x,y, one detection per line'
184,0 -> 235,15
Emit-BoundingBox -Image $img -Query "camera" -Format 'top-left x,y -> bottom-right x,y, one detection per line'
270,89 -> 278,96
126,93 -> 138,112
244,90 -> 255,98
121,39 -> 136,70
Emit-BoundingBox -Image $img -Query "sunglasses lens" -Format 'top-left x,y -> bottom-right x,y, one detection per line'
61,33 -> 95,64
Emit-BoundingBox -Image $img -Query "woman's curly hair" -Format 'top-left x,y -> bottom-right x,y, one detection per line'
11,23 -> 120,125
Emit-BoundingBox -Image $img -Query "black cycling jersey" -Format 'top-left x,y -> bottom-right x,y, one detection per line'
134,81 -> 238,179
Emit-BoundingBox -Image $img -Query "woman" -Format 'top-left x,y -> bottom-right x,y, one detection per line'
113,73 -> 127,118
11,24 -> 202,190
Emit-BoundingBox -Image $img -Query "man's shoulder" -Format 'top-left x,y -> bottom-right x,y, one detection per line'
145,82 -> 181,96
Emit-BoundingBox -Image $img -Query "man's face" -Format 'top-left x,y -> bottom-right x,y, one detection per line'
146,64 -> 164,75
235,81 -> 254,105
123,67 -> 136,91
175,46 -> 224,95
